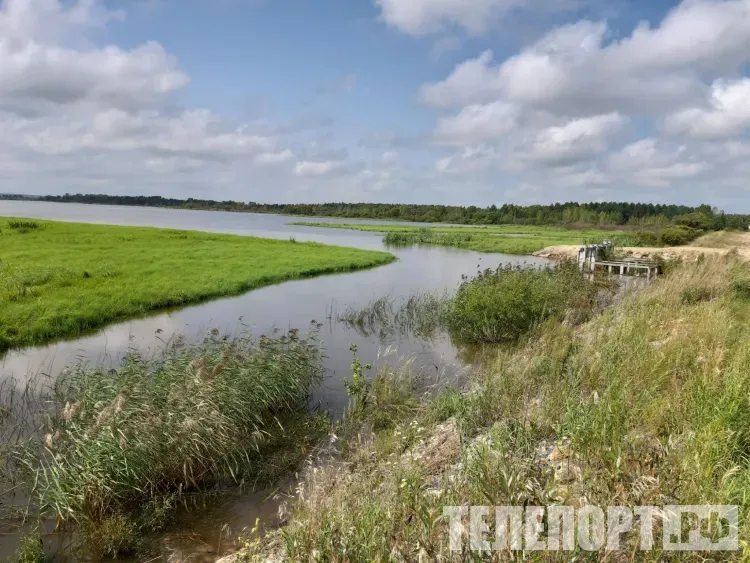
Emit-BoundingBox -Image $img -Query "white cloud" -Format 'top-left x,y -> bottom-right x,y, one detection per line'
434,101 -> 518,146
376,0 -> 526,35
294,160 -> 342,177
420,1 -> 750,115
606,139 -> 712,187
381,151 -> 399,164
255,149 -> 295,166
512,113 -> 625,166
376,0 -> 588,36
663,78 -> 750,139
16,109 -> 276,158
0,0 -> 188,114
435,144 -> 499,174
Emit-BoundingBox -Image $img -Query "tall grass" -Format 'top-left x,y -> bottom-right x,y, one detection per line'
14,326 -> 325,555
237,254 -> 750,561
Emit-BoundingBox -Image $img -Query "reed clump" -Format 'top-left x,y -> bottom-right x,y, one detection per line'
16,326 -> 325,554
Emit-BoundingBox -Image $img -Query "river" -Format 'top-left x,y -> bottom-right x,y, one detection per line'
0,200 -> 548,561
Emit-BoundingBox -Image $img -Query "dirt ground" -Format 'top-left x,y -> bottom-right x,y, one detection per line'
534,231 -> 750,261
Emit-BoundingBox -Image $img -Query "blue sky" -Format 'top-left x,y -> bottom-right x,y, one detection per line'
1,0 -> 750,209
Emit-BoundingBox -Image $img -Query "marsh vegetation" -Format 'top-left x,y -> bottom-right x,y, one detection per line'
2,327 -> 327,559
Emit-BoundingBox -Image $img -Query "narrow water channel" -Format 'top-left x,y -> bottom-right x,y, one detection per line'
0,200 -> 549,561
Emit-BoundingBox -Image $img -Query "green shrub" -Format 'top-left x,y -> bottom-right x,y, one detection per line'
731,278 -> 750,300
445,262 -> 596,343
657,226 -> 698,246
610,231 -> 659,247
7,219 -> 42,229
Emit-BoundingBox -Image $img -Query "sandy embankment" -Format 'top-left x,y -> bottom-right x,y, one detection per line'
534,232 -> 750,262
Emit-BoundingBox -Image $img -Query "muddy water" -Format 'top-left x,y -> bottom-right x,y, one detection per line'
0,200 -> 549,561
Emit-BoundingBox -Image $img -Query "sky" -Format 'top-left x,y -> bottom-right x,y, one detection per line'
1,0 -> 750,210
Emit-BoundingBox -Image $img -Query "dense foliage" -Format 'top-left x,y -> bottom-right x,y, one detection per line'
446,262 -> 599,342
7,193 -> 749,230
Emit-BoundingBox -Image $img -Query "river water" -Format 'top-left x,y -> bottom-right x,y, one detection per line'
0,200 -> 548,561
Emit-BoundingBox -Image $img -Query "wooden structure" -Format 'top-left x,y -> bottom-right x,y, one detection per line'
578,240 -> 659,280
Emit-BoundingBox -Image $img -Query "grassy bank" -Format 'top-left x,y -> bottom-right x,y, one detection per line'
293,222 -> 697,254
0,218 -> 394,350
9,328 -> 326,558
233,254 -> 750,561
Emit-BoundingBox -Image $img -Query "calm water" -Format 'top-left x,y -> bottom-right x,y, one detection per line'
0,200 -> 548,561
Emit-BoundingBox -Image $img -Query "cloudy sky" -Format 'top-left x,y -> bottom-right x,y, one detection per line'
2,0 -> 750,209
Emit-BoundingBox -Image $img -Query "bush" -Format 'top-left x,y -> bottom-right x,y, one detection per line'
672,212 -> 711,230
731,278 -> 750,300
445,262 -> 597,343
657,226 -> 698,246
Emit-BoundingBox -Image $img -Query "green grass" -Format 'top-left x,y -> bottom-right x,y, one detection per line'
292,222 -> 634,254
0,218 -> 394,349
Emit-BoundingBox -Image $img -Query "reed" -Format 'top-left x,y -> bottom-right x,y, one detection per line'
12,326 -> 325,555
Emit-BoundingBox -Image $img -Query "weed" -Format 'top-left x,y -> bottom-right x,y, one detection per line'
7,220 -> 43,231
11,535 -> 45,563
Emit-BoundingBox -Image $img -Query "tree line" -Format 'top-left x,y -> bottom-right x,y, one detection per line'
5,192 -> 749,230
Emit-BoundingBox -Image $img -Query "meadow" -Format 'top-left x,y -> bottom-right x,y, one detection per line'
0,218 -> 394,350
292,222 -> 675,254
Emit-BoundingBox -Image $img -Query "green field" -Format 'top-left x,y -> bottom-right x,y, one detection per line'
292,222 -> 628,254
0,218 -> 394,350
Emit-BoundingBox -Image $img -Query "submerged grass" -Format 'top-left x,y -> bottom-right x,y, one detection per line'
11,326 -> 325,557
232,254 -> 750,561
0,218 -> 394,349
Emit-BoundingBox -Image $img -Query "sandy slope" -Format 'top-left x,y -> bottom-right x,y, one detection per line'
534,231 -> 750,261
